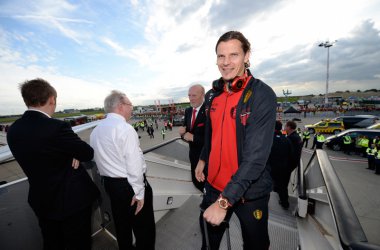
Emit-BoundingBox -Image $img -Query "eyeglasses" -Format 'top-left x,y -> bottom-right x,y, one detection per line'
121,102 -> 133,107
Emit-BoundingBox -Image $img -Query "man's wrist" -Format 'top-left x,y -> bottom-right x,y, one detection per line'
217,194 -> 232,210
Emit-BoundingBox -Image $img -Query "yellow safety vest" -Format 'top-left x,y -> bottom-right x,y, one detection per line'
317,135 -> 325,142
361,139 -> 369,148
343,135 -> 352,144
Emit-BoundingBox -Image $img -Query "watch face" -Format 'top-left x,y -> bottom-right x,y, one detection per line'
218,198 -> 228,209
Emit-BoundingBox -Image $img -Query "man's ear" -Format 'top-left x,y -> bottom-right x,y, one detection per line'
48,96 -> 56,105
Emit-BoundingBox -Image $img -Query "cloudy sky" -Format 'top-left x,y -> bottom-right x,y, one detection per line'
1,0 -> 380,115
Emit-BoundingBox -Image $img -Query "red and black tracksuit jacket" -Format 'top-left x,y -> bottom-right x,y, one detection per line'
200,70 -> 277,206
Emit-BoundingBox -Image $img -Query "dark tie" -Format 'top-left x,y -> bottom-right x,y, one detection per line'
191,108 -> 197,130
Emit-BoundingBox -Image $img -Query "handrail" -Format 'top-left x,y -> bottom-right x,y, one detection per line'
308,150 -> 380,250
1,121 -> 182,163
0,145 -> 12,163
0,120 -> 101,163
297,157 -> 306,200
143,137 -> 183,154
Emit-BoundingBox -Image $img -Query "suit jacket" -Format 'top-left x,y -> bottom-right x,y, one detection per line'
183,104 -> 206,167
268,132 -> 294,176
287,131 -> 303,170
7,110 -> 99,220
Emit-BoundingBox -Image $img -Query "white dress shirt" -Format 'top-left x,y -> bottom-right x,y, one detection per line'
90,113 -> 146,200
28,108 -> 51,118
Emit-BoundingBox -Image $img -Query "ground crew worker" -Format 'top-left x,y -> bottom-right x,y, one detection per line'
161,128 -> 166,140
164,121 -> 168,130
343,134 -> 352,155
302,129 -> 311,148
296,127 -> 301,135
374,151 -> 380,175
366,144 -> 377,170
373,136 -> 380,148
311,132 -> 317,149
316,133 -> 325,149
356,135 -> 363,154
360,136 -> 369,157
140,121 -> 145,131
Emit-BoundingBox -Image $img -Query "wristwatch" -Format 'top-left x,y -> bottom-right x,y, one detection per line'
217,195 -> 232,210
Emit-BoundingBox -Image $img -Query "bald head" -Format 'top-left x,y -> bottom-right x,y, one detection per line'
188,84 -> 205,108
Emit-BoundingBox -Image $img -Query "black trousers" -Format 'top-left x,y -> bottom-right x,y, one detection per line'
311,139 -> 317,149
302,138 -> 309,148
316,141 -> 323,149
38,206 -> 92,250
343,143 -> 352,154
368,155 -> 375,170
375,159 -> 380,174
104,177 -> 156,250
199,182 -> 270,250
189,150 -> 205,192
272,170 -> 291,207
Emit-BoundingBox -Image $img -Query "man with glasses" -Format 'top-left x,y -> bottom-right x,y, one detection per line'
90,90 -> 155,250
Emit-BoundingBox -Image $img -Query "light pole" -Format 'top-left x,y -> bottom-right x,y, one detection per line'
318,40 -> 337,105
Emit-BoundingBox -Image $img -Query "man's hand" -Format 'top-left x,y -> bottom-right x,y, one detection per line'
195,160 -> 205,182
131,196 -> 144,215
72,158 -> 80,169
178,126 -> 186,136
183,132 -> 194,142
203,202 -> 227,226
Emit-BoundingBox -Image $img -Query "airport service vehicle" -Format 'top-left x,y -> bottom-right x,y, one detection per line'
1,121 -> 380,249
63,114 -> 88,126
334,115 -> 379,129
325,128 -> 380,151
305,119 -> 345,134
367,123 -> 380,129
172,115 -> 185,126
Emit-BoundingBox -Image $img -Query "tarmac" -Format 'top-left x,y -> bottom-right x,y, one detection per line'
0,115 -> 379,245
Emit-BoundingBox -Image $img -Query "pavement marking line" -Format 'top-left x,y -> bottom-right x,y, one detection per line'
302,148 -> 367,164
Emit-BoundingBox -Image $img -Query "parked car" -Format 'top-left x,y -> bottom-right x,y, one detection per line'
324,129 -> 380,151
367,123 -> 380,129
334,115 -> 379,129
172,115 -> 185,126
305,119 -> 345,134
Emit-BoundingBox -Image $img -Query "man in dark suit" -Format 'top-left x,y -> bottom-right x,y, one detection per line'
7,78 -> 99,250
268,121 -> 294,209
179,84 -> 207,192
285,120 -> 303,171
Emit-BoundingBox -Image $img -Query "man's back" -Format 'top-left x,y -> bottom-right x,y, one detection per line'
287,131 -> 302,169
90,113 -> 142,175
268,133 -> 293,174
7,110 -> 98,219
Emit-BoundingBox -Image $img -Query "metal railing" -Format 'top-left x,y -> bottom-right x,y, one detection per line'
301,150 -> 380,250
0,120 -> 101,163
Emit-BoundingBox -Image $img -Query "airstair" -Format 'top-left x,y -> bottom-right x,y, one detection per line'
1,121 -> 379,249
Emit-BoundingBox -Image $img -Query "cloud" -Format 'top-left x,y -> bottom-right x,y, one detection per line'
101,37 -> 130,57
12,15 -> 93,24
0,61 -> 112,115
2,0 -> 92,44
208,0 -> 285,33
1,0 -> 380,115
254,20 -> 380,95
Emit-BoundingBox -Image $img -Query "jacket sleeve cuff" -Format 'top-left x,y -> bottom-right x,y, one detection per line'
222,184 -> 243,206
